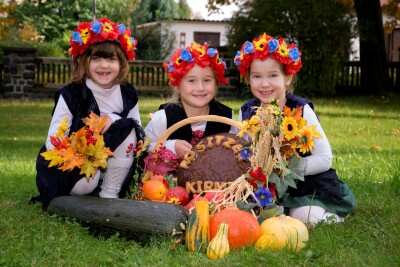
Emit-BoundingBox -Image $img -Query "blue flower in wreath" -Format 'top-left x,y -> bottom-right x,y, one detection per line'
180,49 -> 194,62
289,47 -> 300,62
240,147 -> 252,160
207,47 -> 218,57
268,39 -> 279,53
254,187 -> 273,207
243,41 -> 254,54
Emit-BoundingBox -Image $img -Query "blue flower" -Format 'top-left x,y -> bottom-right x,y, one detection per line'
289,48 -> 300,62
91,21 -> 102,34
268,39 -> 279,53
117,24 -> 126,35
72,31 -> 82,45
180,49 -> 194,62
207,47 -> 218,57
254,187 -> 273,207
234,51 -> 242,66
240,147 -> 252,160
243,41 -> 254,54
168,62 -> 175,72
220,58 -> 227,69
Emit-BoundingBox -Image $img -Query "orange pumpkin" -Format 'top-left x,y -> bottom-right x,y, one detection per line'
210,206 -> 260,249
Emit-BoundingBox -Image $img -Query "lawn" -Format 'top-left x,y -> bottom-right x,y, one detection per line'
0,94 -> 399,267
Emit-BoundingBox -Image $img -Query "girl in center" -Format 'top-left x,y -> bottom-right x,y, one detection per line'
145,42 -> 236,158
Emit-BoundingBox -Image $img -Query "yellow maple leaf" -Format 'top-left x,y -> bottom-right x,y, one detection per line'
41,149 -> 65,168
79,136 -> 114,179
80,158 -> 98,179
56,116 -> 69,137
81,111 -> 107,134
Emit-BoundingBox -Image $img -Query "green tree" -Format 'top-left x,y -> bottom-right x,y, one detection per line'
227,0 -> 355,96
131,0 -> 190,60
11,0 -> 137,49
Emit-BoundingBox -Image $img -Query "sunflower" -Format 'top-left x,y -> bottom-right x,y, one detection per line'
297,125 -> 322,154
282,116 -> 298,140
238,115 -> 260,137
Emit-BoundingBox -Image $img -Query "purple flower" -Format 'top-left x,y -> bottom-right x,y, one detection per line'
254,187 -> 273,207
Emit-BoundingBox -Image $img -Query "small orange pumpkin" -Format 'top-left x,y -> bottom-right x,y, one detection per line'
209,206 -> 260,249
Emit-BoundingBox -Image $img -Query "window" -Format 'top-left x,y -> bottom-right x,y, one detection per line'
194,32 -> 220,46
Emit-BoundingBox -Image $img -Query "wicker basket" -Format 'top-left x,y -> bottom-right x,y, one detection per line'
154,115 -> 251,150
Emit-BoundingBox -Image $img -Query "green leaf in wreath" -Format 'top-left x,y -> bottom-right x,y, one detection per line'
236,200 -> 257,212
258,203 -> 284,223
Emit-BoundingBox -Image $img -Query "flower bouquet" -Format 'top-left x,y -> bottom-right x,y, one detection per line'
207,99 -> 322,217
41,111 -> 114,179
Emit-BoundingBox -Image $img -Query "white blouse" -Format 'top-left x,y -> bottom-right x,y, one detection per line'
45,79 -> 141,149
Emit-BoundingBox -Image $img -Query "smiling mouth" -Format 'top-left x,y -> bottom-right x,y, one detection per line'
259,90 -> 273,96
97,72 -> 110,76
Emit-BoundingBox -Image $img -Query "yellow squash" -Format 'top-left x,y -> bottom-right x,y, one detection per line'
185,200 -> 210,253
255,215 -> 309,252
207,222 -> 230,260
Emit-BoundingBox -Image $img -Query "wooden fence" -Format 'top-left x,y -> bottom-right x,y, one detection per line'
33,58 -> 169,95
1,57 -> 400,95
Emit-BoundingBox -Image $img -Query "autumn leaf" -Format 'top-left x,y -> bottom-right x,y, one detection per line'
56,116 -> 69,137
82,111 -> 107,133
41,149 -> 65,168
58,149 -> 83,171
80,158 -> 98,179
371,145 -> 382,151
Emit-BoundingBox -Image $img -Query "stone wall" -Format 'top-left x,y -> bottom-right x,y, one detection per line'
1,46 -> 37,98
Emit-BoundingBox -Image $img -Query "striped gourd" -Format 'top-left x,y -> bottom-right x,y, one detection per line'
185,200 -> 210,253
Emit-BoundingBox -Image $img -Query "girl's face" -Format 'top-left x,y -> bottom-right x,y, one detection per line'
174,65 -> 217,111
88,54 -> 120,89
249,58 -> 293,108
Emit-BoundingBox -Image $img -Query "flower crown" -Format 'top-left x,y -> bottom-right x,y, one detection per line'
234,33 -> 302,77
163,42 -> 228,86
69,17 -> 138,61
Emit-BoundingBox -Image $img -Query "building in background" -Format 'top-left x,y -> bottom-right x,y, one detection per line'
136,18 -> 231,59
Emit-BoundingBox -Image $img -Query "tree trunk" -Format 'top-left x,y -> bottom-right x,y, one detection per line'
47,196 -> 188,237
354,0 -> 392,94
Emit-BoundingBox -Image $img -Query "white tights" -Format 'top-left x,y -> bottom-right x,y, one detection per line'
289,205 -> 345,226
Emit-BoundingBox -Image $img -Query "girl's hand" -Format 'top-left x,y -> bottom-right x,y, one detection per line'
175,140 -> 193,158
101,115 -> 113,134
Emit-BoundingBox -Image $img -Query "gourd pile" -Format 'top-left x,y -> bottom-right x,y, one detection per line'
185,199 -> 309,260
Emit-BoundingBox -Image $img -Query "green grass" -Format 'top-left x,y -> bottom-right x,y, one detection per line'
0,95 -> 399,267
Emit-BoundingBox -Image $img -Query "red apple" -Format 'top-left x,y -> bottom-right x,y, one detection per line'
166,186 -> 189,206
184,194 -> 209,210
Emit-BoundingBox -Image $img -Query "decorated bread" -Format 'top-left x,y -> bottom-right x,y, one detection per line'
176,133 -> 250,194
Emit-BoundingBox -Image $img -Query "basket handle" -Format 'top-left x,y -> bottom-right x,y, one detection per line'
154,115 -> 250,150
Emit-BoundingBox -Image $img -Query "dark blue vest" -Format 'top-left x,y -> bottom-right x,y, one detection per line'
33,83 -> 144,209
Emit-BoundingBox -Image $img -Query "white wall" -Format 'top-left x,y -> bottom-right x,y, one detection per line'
161,20 -> 231,51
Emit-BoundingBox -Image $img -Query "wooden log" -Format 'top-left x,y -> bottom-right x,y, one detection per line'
47,196 -> 188,236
